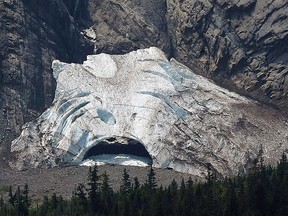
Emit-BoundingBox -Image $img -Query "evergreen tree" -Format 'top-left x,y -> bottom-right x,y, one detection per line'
120,168 -> 131,193
15,185 -> 27,216
57,195 -> 64,215
23,183 -> 30,210
0,196 -> 3,206
8,185 -> 15,206
278,152 -> 288,178
179,178 -> 186,198
205,163 -> 218,216
168,179 -> 179,215
146,166 -> 157,191
0,197 -> 4,216
130,179 -> 141,213
183,177 -> 194,216
150,187 -> 164,216
51,193 -> 58,211
133,177 -> 140,190
194,184 -> 204,216
39,196 -> 49,216
178,179 -> 186,216
74,183 -> 88,214
100,172 -> 113,215
87,165 -> 100,215
223,179 -> 238,216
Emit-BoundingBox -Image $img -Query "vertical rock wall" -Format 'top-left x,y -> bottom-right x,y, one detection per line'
0,0 -> 93,160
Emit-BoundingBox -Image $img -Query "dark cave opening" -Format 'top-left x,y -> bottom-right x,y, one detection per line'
83,137 -> 152,164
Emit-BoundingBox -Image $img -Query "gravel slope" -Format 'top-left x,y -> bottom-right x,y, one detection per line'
0,163 -> 201,203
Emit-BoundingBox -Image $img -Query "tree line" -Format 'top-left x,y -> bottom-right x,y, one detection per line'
1,153 -> 288,215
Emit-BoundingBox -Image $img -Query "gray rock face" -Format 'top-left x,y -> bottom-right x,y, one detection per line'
86,0 -> 171,55
167,0 -> 288,116
0,0 -> 93,159
10,48 -> 288,177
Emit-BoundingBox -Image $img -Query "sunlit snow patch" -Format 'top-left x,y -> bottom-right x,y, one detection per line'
80,154 -> 151,167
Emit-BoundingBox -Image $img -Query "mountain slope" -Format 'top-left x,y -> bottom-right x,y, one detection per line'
1,0 -> 288,174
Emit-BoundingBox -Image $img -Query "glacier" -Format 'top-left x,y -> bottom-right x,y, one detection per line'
10,47 -> 288,177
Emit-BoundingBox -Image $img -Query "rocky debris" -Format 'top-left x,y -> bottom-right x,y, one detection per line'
0,164 -> 199,202
10,47 -> 288,177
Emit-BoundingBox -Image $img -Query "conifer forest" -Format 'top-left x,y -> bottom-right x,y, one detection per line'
1,154 -> 288,216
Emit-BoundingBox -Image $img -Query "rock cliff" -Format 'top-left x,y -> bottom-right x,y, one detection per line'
0,0 -> 93,160
10,48 -> 288,177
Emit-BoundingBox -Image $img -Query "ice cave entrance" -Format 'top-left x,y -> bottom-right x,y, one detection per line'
80,137 -> 152,167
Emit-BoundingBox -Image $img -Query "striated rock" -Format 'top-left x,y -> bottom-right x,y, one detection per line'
10,48 -> 288,177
